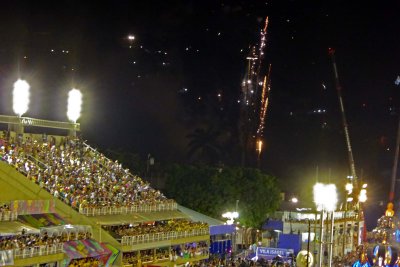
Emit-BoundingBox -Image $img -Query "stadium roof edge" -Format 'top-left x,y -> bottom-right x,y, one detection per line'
177,205 -> 224,226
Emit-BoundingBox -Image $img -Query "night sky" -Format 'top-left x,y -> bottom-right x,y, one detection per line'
0,1 -> 399,228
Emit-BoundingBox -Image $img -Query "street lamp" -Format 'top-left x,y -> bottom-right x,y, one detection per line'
222,211 -> 239,255
222,211 -> 239,225
313,183 -> 337,267
290,197 -> 298,234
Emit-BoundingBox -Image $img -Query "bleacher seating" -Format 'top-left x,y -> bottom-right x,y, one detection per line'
0,132 -> 211,267
0,135 -> 176,216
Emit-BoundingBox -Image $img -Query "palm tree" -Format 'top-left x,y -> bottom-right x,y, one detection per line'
186,127 -> 222,164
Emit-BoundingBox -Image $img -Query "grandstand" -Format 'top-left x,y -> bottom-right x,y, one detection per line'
0,115 -> 210,267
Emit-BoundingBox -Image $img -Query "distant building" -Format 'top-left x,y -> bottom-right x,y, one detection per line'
262,198 -> 364,264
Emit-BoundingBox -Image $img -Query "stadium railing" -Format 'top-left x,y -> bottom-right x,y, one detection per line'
121,228 -> 209,246
80,201 -> 178,216
12,243 -> 64,259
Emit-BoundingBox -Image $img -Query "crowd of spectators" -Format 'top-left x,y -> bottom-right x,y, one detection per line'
171,241 -> 209,260
0,203 -> 16,221
0,233 -> 55,250
0,132 -> 174,213
68,257 -> 100,267
207,256 -> 295,267
0,229 -> 92,251
331,250 -> 361,267
123,251 -> 139,265
103,219 -> 208,238
122,243 -> 209,266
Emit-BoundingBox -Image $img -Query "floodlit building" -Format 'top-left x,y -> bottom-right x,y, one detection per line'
263,198 -> 364,264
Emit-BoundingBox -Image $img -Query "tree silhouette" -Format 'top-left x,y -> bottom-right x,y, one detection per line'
164,164 -> 281,228
186,126 -> 222,164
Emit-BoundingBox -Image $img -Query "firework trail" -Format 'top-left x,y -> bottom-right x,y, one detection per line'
241,17 -> 269,107
239,17 -> 271,164
257,64 -> 272,137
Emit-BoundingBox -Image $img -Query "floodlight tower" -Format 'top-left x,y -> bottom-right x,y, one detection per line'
12,79 -> 30,134
314,183 -> 337,267
67,88 -> 82,137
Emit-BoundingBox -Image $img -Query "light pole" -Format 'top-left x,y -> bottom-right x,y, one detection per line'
222,211 -> 239,254
306,218 -> 311,267
314,183 -> 337,267
357,184 -> 367,245
290,197 -> 298,234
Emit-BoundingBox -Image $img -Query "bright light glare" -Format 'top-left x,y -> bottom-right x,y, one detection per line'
13,79 -> 30,116
313,183 -> 337,212
345,183 -> 353,192
359,189 -> 367,203
67,89 -> 82,122
222,211 -> 239,225
291,197 -> 298,203
313,183 -> 325,210
128,35 -> 135,40
222,211 -> 239,219
257,140 -> 263,152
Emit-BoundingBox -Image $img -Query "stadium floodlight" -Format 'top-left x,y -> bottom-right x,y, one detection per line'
222,211 -> 239,225
12,79 -> 30,117
67,88 -> 82,123
313,183 -> 337,212
313,183 -> 337,267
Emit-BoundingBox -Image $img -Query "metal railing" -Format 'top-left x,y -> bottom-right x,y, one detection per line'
121,228 -> 209,246
0,211 -> 18,221
80,201 -> 178,216
0,115 -> 80,131
12,243 -> 64,259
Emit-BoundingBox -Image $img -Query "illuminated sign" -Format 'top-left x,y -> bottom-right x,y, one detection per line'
256,247 -> 294,258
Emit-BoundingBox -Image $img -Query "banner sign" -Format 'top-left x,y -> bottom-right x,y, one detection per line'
256,247 -> 294,259
11,199 -> 55,215
63,239 -> 112,266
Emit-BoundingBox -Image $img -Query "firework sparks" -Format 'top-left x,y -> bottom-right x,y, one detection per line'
239,17 -> 272,162
257,64 -> 272,137
241,17 -> 269,106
